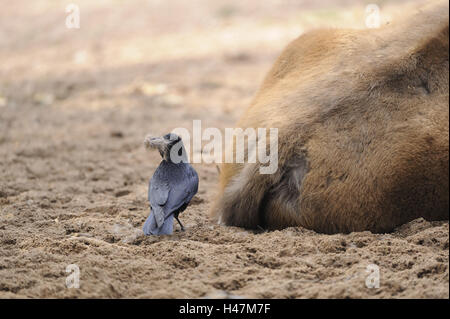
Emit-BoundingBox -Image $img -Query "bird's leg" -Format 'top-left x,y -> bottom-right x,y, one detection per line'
174,213 -> 185,232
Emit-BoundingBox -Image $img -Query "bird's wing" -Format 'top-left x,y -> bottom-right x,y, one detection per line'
148,178 -> 169,205
184,165 -> 199,203
164,166 -> 199,213
148,178 -> 169,228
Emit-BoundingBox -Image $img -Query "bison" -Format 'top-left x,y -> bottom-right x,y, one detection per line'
211,0 -> 449,234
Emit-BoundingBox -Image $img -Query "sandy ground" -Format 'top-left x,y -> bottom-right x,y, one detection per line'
0,0 -> 448,298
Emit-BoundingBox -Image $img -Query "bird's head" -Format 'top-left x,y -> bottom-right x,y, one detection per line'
144,133 -> 188,163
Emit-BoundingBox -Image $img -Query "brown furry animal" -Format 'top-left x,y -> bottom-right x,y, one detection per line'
211,1 -> 449,234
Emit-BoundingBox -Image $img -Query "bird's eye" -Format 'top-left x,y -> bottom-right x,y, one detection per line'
178,148 -> 183,156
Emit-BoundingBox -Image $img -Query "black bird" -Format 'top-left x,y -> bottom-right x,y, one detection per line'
143,133 -> 199,235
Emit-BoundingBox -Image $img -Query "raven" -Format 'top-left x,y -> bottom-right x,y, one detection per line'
143,133 -> 199,235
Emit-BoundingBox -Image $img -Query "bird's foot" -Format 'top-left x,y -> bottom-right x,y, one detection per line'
175,216 -> 185,232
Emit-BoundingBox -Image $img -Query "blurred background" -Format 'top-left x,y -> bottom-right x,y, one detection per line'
0,0 -> 427,180
0,0 -> 425,123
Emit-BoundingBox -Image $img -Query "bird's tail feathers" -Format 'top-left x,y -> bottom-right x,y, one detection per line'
143,209 -> 174,235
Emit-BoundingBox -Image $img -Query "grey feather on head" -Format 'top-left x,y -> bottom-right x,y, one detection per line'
144,133 -> 187,163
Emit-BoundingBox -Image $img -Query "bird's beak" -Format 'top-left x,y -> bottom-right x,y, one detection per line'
144,135 -> 169,153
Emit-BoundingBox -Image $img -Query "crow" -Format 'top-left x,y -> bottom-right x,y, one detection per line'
142,133 -> 199,235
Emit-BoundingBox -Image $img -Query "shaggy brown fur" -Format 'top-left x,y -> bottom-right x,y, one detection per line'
211,0 -> 449,234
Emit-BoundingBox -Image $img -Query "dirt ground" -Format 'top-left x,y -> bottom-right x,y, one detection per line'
0,0 -> 448,298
